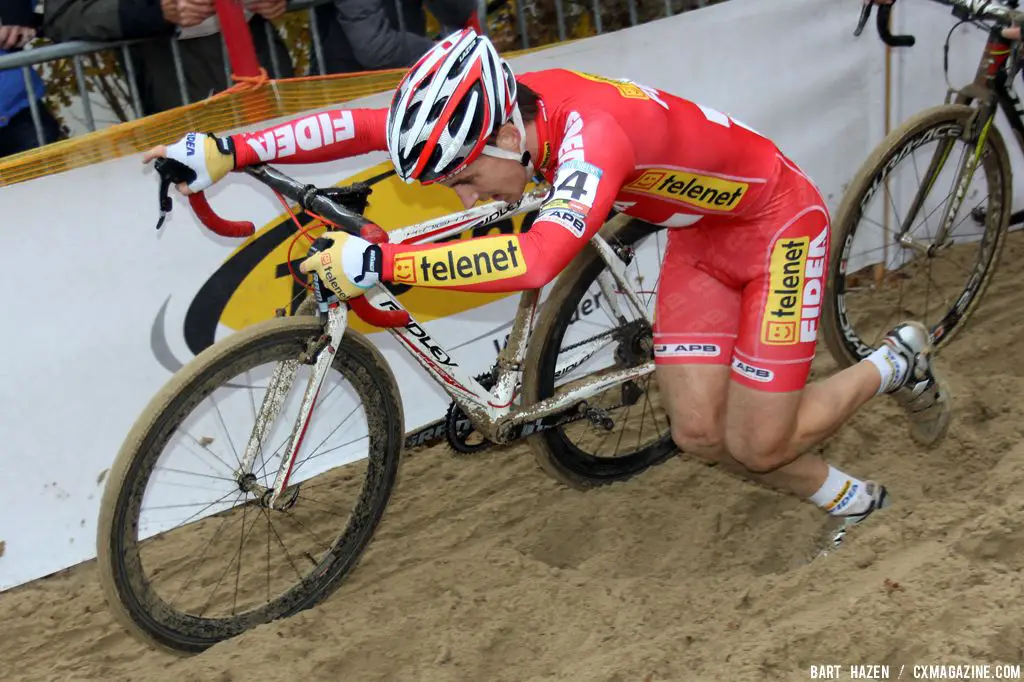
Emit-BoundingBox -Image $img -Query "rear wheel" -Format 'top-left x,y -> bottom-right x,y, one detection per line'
522,215 -> 676,489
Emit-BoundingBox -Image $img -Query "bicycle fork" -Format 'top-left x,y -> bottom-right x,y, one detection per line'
897,110 -> 995,257
234,304 -> 348,510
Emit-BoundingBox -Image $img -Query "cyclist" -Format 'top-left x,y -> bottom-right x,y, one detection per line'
143,28 -> 951,551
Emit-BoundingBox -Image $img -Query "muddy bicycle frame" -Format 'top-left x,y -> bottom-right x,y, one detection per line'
180,163 -> 654,508
864,0 -> 1024,250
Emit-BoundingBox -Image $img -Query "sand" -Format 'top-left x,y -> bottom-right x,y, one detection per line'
4,231 -> 1024,682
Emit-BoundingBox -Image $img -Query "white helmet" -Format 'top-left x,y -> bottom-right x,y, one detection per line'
385,28 -> 531,185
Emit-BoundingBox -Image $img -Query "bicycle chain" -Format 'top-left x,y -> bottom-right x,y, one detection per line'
445,320 -> 654,453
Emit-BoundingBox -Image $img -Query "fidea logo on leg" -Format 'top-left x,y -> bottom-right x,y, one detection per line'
761,227 -> 828,346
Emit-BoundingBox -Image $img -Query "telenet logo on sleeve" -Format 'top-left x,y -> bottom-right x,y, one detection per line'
392,237 -> 527,286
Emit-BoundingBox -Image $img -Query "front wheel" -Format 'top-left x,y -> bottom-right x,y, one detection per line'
823,103 -> 1011,368
97,315 -> 404,654
521,214 -> 676,489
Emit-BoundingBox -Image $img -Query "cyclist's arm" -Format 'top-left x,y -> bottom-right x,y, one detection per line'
231,107 -> 389,167
377,111 -> 635,293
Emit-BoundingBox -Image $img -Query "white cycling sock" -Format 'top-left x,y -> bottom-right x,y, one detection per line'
864,344 -> 909,395
808,465 -> 872,516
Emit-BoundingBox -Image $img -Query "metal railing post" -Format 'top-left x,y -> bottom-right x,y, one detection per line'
20,66 -> 45,147
516,0 -> 530,48
308,6 -> 327,76
169,38 -> 191,106
121,44 -> 144,117
71,55 -> 97,132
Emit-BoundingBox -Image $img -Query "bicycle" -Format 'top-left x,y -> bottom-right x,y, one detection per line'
97,160 -> 675,653
823,0 -> 1024,368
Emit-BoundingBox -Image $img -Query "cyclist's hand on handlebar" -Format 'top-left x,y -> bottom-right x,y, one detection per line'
141,132 -> 236,195
299,232 -> 384,301
1003,25 -> 1022,41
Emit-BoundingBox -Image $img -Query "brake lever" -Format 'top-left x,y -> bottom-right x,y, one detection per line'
153,156 -> 196,231
156,171 -> 174,230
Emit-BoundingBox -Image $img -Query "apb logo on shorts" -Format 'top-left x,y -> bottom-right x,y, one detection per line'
654,343 -> 721,358
391,237 -> 527,287
762,226 -> 828,346
732,357 -> 774,382
623,168 -> 748,212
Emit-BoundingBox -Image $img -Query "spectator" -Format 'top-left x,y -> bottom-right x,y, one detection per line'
0,0 -> 64,156
311,0 -> 478,75
43,0 -> 295,116
397,0 -> 482,40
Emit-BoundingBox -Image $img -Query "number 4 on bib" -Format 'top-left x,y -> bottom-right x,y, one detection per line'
558,170 -> 590,200
549,160 -> 603,214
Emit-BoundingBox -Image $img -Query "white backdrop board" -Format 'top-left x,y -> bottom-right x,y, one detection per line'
0,0 -> 885,591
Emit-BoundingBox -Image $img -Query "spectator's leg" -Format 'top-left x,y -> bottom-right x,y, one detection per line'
0,104 -> 60,158
38,104 -> 65,144
401,0 -> 427,36
333,0 -> 434,70
312,3 -> 360,74
426,0 -> 478,31
249,16 -> 296,79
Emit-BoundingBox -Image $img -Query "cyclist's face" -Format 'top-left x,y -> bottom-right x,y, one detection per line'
441,124 -> 528,208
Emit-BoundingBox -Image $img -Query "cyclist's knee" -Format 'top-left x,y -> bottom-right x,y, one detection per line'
659,363 -> 729,460
671,417 -> 725,461
725,427 -> 795,473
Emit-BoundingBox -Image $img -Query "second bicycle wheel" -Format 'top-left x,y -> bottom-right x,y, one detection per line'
823,103 -> 1011,368
522,215 -> 675,489
97,315 -> 404,653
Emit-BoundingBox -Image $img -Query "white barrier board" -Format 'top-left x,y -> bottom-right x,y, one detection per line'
0,0 -> 882,591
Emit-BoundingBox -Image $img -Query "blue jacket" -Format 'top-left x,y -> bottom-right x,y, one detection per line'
0,0 -> 46,128
0,50 -> 45,127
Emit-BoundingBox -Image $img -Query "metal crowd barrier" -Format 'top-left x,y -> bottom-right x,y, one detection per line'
0,0 -> 713,151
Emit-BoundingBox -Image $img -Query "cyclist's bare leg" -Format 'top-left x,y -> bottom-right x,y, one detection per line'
657,361 -> 881,498
724,362 -> 881,495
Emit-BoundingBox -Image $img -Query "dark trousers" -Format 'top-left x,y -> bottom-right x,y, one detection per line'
0,103 -> 63,158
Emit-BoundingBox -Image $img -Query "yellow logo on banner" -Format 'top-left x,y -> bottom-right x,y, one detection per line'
623,168 -> 748,211
208,161 -> 539,337
762,236 -> 809,346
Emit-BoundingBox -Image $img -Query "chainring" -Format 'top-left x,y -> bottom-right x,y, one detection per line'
445,368 -> 498,455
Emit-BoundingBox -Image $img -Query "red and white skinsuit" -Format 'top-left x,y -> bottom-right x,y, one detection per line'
231,68 -> 830,392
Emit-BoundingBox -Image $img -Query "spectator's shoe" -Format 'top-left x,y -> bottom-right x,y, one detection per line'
878,321 -> 953,447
